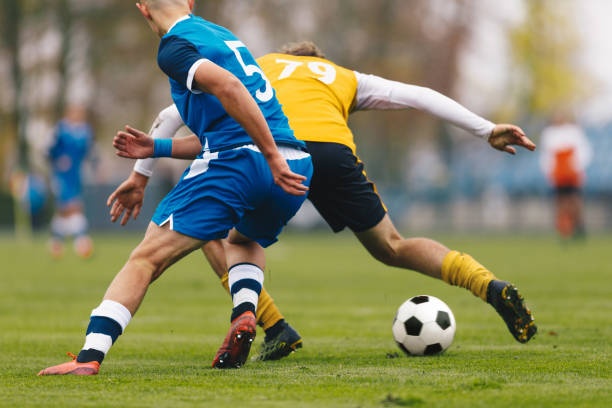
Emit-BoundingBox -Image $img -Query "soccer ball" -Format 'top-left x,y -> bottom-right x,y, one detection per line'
392,295 -> 456,356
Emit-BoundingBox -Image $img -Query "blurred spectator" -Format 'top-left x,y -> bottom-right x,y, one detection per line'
540,110 -> 592,239
47,105 -> 96,258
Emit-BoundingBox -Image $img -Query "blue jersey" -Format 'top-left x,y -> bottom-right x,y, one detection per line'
48,119 -> 93,205
157,15 -> 304,152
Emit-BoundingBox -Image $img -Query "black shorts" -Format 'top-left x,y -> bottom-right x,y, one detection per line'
555,186 -> 581,196
305,141 -> 387,233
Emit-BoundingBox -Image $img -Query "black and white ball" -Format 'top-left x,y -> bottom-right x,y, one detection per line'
392,295 -> 456,356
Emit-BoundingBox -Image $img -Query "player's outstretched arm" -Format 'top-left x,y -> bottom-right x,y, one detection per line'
114,126 -> 201,160
109,106 -> 188,226
191,60 -> 308,196
488,124 -> 536,155
353,73 -> 492,139
134,104 -> 185,177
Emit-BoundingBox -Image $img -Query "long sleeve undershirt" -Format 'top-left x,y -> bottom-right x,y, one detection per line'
134,71 -> 496,177
133,104 -> 184,177
353,71 -> 495,139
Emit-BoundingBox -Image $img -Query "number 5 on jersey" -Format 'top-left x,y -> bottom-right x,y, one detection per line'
225,40 -> 273,102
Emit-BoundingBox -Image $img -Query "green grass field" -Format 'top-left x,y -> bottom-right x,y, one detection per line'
1,232 -> 611,407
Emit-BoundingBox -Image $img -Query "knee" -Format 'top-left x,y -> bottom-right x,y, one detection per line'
227,230 -> 253,246
370,239 -> 401,267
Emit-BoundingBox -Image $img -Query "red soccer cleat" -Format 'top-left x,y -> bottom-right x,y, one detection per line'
212,311 -> 256,369
37,353 -> 100,376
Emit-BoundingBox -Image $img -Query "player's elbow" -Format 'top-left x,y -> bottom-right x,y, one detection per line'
158,104 -> 181,121
212,74 -> 245,102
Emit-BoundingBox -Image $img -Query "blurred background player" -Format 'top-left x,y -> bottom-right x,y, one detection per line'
111,41 -> 538,346
540,110 -> 592,240
47,104 -> 95,258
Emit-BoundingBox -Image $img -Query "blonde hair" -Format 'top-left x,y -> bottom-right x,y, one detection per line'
280,41 -> 325,59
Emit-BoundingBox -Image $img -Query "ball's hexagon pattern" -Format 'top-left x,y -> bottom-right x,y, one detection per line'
392,295 -> 456,356
418,321 -> 441,344
413,301 -> 438,323
424,343 -> 443,355
410,295 -> 429,304
404,316 -> 423,336
436,310 -> 451,330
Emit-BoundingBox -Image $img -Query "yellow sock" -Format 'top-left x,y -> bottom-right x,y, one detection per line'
441,250 -> 497,301
220,273 -> 284,330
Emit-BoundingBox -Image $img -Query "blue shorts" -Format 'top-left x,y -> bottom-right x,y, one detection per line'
152,145 -> 313,248
51,173 -> 83,209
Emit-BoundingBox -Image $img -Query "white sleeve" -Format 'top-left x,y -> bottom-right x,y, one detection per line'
133,104 -> 185,177
538,129 -> 553,176
575,127 -> 593,169
353,71 -> 495,139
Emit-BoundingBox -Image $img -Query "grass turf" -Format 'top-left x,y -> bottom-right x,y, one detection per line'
0,232 -> 611,407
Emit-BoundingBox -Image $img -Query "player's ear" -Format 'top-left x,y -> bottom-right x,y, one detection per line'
136,2 -> 151,20
187,0 -> 195,12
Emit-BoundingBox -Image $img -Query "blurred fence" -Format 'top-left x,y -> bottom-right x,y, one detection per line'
1,120 -> 610,234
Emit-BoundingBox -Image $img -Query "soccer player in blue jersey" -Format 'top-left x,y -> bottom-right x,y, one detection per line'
38,0 -> 312,375
48,105 -> 95,258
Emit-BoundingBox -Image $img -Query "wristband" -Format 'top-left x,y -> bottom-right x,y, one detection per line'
153,138 -> 173,157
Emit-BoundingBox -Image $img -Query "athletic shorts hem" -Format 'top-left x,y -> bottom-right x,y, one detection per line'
152,218 -> 229,242
234,226 -> 277,248
305,141 -> 387,234
554,186 -> 581,195
344,208 -> 387,233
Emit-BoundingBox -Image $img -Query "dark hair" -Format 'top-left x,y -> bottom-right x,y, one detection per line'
280,41 -> 325,58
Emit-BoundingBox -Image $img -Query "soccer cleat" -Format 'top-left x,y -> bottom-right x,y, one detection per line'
253,321 -> 303,361
487,280 -> 537,343
37,353 -> 100,376
212,311 -> 256,369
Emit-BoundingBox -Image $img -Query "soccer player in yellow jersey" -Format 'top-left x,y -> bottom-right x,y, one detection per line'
109,41 -> 537,360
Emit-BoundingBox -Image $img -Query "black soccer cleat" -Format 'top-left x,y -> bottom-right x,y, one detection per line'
486,280 -> 537,343
253,321 -> 303,361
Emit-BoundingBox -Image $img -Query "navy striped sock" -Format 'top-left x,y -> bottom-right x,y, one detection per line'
228,263 -> 263,322
77,300 -> 131,363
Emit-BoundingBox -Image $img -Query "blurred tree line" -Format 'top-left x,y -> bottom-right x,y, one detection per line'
0,0 -> 589,192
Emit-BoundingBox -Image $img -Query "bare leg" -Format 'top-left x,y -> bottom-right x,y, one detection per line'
555,193 -> 574,238
104,222 -> 206,314
354,214 -> 536,342
225,229 -> 265,270
354,214 -> 449,279
568,192 -> 585,237
202,240 -> 228,278
38,222 -> 208,375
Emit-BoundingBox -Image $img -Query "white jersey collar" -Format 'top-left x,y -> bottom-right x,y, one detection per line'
167,14 -> 191,34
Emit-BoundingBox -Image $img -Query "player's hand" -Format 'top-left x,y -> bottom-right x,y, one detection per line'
113,125 -> 154,159
107,172 -> 148,226
266,153 -> 309,196
488,124 -> 536,155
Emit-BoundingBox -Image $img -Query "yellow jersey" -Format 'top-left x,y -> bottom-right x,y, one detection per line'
257,54 -> 358,152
